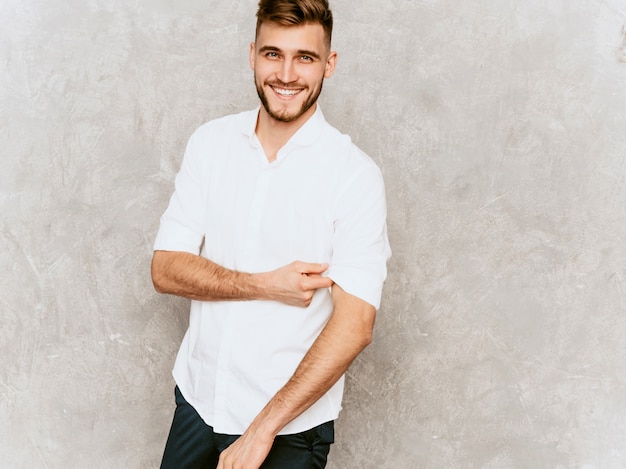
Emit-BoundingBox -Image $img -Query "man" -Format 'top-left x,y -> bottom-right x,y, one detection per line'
152,0 -> 391,467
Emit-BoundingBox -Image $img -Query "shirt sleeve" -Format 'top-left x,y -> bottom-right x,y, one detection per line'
153,129 -> 206,255
326,162 -> 392,309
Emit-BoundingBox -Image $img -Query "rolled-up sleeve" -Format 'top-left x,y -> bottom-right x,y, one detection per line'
327,163 -> 392,309
154,130 -> 206,255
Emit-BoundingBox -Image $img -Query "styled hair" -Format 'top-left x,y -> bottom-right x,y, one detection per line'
256,0 -> 333,47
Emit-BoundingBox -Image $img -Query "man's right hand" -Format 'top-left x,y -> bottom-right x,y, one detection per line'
261,261 -> 334,308
152,250 -> 333,306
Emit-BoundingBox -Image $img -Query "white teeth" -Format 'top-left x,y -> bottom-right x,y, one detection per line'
274,88 -> 299,96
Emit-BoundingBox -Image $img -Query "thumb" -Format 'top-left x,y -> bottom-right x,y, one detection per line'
301,262 -> 329,275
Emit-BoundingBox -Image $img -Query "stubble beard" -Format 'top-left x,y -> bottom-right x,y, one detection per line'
255,76 -> 324,123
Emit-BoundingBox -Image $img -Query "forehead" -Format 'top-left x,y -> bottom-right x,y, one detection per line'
256,21 -> 328,54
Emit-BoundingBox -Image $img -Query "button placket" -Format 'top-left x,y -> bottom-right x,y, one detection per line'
244,167 -> 273,260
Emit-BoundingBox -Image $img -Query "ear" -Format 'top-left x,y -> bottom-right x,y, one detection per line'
324,51 -> 338,79
249,42 -> 256,70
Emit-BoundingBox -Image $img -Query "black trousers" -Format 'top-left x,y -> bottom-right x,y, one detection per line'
161,387 -> 334,469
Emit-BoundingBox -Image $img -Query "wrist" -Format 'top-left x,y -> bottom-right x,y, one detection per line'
251,270 -> 273,301
250,414 -> 283,440
253,394 -> 296,437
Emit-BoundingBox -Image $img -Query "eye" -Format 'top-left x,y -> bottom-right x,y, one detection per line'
300,55 -> 313,62
265,51 -> 279,59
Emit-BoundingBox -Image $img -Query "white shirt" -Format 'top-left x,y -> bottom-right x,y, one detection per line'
154,106 -> 391,435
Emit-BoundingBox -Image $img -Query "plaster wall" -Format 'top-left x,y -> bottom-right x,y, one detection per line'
1,1 -> 625,468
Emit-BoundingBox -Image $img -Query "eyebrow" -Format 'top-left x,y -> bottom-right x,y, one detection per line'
258,45 -> 321,60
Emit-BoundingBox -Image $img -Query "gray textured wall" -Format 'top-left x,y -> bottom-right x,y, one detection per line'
2,0 -> 625,468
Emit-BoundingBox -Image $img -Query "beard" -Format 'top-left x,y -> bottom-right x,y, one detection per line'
255,75 -> 324,123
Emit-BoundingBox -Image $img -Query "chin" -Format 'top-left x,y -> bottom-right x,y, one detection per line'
269,109 -> 302,123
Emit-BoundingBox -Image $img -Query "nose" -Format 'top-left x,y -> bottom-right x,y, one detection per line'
278,57 -> 297,84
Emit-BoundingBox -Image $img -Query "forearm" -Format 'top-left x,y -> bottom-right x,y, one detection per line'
151,250 -> 265,301
251,285 -> 375,435
151,250 -> 333,305
215,286 -> 376,468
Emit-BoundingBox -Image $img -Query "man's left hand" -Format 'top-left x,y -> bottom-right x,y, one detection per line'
217,426 -> 275,469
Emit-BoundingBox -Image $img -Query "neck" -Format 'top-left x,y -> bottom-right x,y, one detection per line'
255,104 -> 317,162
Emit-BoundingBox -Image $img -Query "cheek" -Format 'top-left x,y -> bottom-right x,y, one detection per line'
299,65 -> 323,80
308,70 -> 326,86
255,62 -> 277,80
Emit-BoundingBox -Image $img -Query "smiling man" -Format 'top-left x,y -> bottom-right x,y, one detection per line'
152,1 -> 391,468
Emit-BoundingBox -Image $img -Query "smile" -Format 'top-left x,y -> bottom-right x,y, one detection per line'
271,86 -> 302,97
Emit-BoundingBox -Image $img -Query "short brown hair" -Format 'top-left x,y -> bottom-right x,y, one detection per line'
256,0 -> 333,47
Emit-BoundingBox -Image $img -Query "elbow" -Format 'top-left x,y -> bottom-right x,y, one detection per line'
152,278 -> 167,294
359,307 -> 376,349
360,330 -> 374,349
354,322 -> 374,350
151,252 -> 169,294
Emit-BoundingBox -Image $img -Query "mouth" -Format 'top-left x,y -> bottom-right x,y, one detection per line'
270,85 -> 304,98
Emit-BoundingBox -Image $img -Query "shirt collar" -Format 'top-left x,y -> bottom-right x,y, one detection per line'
242,105 -> 326,147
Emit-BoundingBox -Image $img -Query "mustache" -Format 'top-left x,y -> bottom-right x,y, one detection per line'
265,79 -> 307,89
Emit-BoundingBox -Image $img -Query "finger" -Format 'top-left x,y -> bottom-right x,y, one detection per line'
303,275 -> 334,290
297,262 -> 329,275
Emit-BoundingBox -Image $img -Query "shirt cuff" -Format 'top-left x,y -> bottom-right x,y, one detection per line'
153,219 -> 203,255
326,264 -> 385,309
